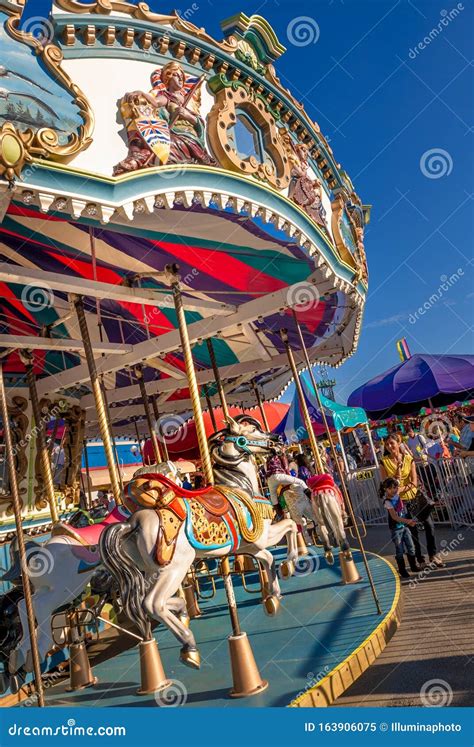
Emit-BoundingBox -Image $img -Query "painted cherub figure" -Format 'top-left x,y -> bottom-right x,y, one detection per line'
113,61 -> 215,175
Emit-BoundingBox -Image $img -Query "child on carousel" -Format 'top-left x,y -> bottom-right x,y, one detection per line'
380,477 -> 421,579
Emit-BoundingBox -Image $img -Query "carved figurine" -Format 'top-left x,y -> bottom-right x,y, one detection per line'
285,137 -> 329,235
113,61 -> 215,175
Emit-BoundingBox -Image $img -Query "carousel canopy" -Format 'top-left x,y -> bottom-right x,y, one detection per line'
348,353 -> 474,418
0,0 -> 369,435
275,372 -> 367,442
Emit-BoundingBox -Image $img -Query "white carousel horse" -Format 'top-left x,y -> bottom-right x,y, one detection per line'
99,415 -> 298,669
307,473 -> 350,564
4,461 -> 179,677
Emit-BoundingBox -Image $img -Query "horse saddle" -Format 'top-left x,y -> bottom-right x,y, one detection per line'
124,473 -> 238,565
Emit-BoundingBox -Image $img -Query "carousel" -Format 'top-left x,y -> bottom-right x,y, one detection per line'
0,0 -> 399,708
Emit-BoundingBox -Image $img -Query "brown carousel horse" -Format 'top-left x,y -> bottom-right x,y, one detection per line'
100,416 -> 298,668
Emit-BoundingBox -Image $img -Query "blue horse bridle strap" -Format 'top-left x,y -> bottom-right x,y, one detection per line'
225,435 -> 270,453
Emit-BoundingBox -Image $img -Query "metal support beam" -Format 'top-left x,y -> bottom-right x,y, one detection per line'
0,362 -> 45,706
72,295 -> 122,506
135,365 -> 162,464
22,353 -> 59,524
206,338 -> 229,421
293,311 -> 382,615
171,277 -> 213,485
0,334 -> 132,355
280,328 -> 324,474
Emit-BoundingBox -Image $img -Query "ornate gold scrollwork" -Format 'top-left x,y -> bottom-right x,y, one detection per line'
0,396 -> 28,515
331,193 -> 368,282
0,122 -> 34,181
1,4 -> 94,168
207,75 -> 291,190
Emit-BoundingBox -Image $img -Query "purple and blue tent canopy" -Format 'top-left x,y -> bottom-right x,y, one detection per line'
348,353 -> 474,419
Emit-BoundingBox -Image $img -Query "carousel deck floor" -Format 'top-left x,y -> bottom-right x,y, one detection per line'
42,547 -> 400,708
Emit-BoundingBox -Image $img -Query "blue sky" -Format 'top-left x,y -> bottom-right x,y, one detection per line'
22,0 -> 473,404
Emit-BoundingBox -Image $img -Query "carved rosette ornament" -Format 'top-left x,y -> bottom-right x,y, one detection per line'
0,396 -> 28,515
207,75 -> 291,190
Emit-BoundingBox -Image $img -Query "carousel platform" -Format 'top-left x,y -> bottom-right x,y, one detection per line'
40,546 -> 400,708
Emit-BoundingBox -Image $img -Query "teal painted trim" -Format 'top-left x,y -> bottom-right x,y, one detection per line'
53,13 -> 343,187
19,163 -> 366,295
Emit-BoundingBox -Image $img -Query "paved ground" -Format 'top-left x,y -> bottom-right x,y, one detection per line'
334,523 -> 474,707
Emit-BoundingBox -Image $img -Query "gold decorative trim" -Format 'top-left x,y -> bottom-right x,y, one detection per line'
290,553 -> 402,707
207,77 -> 291,190
0,396 -> 28,514
0,122 -> 34,180
331,194 -> 368,282
55,0 -> 238,53
2,5 -> 94,164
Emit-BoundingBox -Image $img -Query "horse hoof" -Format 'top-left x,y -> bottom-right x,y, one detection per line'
325,551 -> 335,565
8,649 -> 23,675
24,651 -> 34,674
280,560 -> 294,579
263,595 -> 280,616
180,646 -> 201,670
0,671 -> 9,695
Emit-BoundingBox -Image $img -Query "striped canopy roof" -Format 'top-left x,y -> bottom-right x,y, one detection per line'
0,197 -> 354,427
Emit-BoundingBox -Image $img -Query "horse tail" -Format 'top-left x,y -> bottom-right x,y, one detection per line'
99,522 -> 151,641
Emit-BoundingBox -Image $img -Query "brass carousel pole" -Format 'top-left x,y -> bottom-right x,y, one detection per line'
0,362 -> 45,706
252,379 -> 269,432
135,365 -> 162,464
72,295 -> 122,506
206,338 -> 229,422
293,312 -> 382,613
203,383 -> 217,431
170,271 -> 214,485
279,329 -> 324,474
133,420 -> 143,459
151,395 -> 169,462
82,439 -> 93,510
22,352 -> 59,524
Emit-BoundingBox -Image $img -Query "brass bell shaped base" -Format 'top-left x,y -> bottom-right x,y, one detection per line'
183,583 -> 203,618
228,632 -> 269,698
66,643 -> 97,692
339,551 -> 362,584
180,645 -> 201,670
296,532 -> 309,556
136,639 -> 171,695
263,595 -> 280,616
279,560 -> 294,579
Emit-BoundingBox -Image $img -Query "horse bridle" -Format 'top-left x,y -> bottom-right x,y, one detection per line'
224,434 -> 273,454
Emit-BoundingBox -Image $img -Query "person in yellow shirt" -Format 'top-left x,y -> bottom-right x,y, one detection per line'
380,435 -> 443,567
